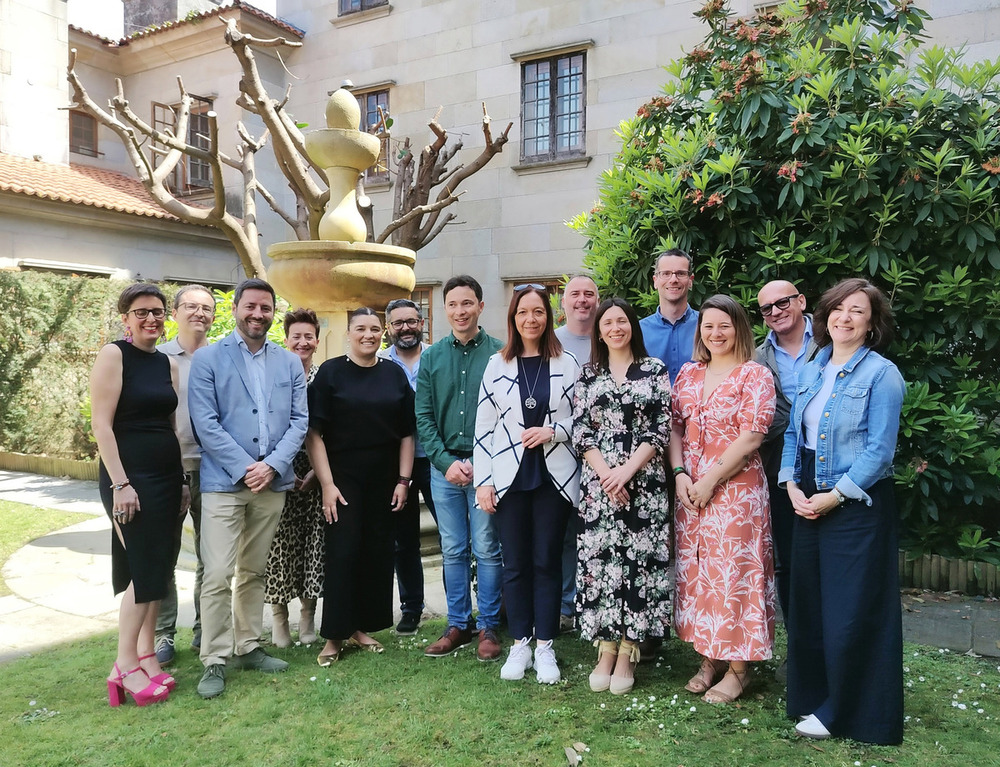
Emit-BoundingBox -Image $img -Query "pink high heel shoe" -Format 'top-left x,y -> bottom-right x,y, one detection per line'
138,653 -> 176,692
107,663 -> 169,707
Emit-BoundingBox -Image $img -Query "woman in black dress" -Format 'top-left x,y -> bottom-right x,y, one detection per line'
306,307 -> 415,665
90,283 -> 183,706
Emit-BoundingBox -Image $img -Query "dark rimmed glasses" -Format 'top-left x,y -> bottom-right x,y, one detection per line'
759,294 -> 800,317
126,308 -> 166,319
389,317 -> 422,330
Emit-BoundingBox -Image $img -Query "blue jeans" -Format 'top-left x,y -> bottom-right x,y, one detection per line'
430,465 -> 502,630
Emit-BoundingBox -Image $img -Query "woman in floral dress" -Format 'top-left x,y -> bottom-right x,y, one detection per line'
669,294 -> 776,704
573,298 -> 672,696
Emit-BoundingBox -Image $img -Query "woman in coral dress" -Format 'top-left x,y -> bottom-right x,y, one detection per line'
669,294 -> 776,704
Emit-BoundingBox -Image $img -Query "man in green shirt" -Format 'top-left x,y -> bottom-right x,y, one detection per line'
416,275 -> 504,661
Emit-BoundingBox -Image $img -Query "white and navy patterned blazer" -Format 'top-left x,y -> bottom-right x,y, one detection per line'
473,351 -> 582,505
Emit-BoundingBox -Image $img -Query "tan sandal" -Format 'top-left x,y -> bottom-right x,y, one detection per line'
345,636 -> 384,654
703,666 -> 751,704
589,640 -> 618,692
609,640 -> 639,695
317,644 -> 341,666
684,657 -> 726,694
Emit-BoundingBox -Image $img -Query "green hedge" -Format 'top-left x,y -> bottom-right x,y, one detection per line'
569,0 -> 1000,553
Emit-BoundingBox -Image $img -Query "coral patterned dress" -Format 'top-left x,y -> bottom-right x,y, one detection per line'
672,360 -> 776,661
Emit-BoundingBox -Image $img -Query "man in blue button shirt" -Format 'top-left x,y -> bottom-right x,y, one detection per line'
638,249 -> 698,385
755,279 -> 818,650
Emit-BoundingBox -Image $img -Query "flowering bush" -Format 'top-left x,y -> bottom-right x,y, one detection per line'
570,0 -> 1000,546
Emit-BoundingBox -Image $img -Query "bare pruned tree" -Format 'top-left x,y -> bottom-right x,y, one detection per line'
66,17 -> 511,279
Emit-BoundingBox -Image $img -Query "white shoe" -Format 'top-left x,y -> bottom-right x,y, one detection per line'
795,714 -> 831,739
500,638 -> 533,681
534,640 -> 560,685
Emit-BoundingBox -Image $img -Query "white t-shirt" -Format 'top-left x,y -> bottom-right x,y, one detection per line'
803,360 -> 844,451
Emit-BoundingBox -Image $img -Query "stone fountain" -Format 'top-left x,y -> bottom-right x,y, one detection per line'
267,87 -> 415,362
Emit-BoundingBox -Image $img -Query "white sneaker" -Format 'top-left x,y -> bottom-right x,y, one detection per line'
534,640 -> 560,684
500,639 -> 533,681
795,714 -> 831,740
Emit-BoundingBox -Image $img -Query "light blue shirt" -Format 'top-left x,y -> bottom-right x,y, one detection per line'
380,342 -> 428,458
764,315 -> 814,403
236,334 -> 270,458
638,304 -> 698,385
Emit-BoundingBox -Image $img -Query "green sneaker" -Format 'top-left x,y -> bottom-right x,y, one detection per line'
231,646 -> 289,673
197,664 -> 226,699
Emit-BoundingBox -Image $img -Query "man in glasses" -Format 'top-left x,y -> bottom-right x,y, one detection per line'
153,284 -> 216,665
379,298 -> 436,635
638,249 -> 698,385
755,279 -> 818,672
416,275 -> 503,660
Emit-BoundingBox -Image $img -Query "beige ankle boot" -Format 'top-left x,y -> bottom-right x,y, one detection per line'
271,603 -> 291,648
298,597 -> 317,644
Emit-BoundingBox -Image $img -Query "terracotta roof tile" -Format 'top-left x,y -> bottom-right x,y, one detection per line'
0,153 -> 195,223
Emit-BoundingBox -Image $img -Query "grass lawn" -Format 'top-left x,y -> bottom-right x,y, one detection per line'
0,499 -> 83,597
1,620 -> 997,767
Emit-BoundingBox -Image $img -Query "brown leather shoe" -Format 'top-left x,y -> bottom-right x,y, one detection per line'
424,626 -> 474,657
477,628 -> 502,662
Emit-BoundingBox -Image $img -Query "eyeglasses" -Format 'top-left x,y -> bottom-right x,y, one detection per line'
759,294 -> 800,317
654,270 -> 690,279
389,318 -> 422,329
126,308 -> 166,319
514,283 -> 546,292
179,302 -> 216,315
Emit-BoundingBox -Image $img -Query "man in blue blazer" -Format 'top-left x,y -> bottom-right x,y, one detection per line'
188,278 -> 308,699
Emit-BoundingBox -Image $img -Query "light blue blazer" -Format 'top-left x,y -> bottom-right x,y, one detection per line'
188,332 -> 308,493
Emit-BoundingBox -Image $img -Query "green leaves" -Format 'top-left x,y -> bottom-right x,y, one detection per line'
571,0 -> 1000,552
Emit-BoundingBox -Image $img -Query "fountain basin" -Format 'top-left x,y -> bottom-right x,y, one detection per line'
268,239 -> 416,361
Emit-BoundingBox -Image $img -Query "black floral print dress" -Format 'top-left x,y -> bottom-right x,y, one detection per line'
572,357 -> 673,641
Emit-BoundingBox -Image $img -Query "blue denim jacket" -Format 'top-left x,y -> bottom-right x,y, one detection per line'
778,345 -> 905,505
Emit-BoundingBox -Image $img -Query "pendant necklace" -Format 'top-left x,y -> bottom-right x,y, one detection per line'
518,356 -> 544,410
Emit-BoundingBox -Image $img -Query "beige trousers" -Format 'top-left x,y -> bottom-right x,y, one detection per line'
199,487 -> 286,666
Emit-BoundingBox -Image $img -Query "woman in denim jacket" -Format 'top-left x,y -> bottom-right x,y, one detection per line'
778,278 -> 906,745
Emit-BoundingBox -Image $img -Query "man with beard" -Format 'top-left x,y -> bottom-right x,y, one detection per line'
154,284 -> 216,664
188,279 -> 308,698
379,298 -> 437,635
553,275 -> 599,632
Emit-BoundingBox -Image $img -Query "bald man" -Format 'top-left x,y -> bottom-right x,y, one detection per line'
755,280 -> 818,648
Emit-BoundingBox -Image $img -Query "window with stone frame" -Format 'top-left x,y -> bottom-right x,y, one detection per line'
412,286 -> 433,343
339,0 -> 388,16
355,88 -> 390,184
69,110 -> 98,157
151,95 -> 213,194
520,52 -> 586,163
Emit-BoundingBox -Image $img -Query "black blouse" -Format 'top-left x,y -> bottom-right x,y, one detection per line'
308,356 -> 415,455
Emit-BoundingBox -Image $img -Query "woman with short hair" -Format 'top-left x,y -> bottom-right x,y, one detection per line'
265,308 -> 324,647
91,282 -> 184,706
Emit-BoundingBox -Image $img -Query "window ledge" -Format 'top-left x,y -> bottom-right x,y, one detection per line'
332,4 -> 391,28
362,179 -> 392,192
512,156 -> 592,175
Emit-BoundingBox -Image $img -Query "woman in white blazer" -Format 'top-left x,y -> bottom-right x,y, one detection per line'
475,284 -> 582,684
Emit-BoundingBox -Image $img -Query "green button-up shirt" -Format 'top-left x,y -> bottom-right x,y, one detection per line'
415,327 -> 502,476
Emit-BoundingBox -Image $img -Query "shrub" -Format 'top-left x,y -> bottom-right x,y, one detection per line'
569,0 -> 1000,548
0,275 -> 288,460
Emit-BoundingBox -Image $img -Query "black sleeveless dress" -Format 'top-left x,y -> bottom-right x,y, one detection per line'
98,341 -> 182,603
